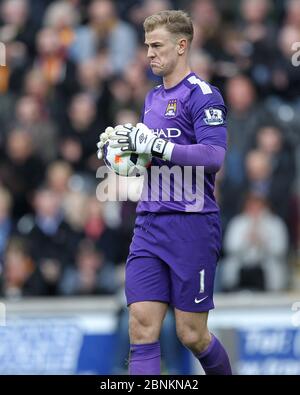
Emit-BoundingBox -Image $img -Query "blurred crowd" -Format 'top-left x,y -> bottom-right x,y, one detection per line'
0,0 -> 299,298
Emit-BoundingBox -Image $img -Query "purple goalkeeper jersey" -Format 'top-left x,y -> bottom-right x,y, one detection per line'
137,72 -> 227,214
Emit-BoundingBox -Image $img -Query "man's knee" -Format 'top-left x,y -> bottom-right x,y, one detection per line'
129,311 -> 157,343
129,303 -> 166,344
176,324 -> 211,353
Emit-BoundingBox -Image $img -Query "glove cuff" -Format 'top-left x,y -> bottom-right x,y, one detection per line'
151,138 -> 174,161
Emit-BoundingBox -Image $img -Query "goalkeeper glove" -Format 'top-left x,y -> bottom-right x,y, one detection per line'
96,127 -> 114,160
109,123 -> 174,160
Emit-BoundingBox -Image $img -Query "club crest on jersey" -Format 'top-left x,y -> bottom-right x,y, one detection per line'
204,107 -> 224,125
165,99 -> 177,118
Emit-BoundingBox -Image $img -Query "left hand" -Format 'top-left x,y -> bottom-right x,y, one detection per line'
109,123 -> 171,159
109,123 -> 156,155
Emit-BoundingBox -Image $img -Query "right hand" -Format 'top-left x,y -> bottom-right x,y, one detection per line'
96,126 -> 115,160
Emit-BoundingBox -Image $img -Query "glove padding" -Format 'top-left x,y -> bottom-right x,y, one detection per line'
96,127 -> 114,160
109,123 -> 169,158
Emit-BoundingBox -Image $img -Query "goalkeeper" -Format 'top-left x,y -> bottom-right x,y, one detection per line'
97,10 -> 231,375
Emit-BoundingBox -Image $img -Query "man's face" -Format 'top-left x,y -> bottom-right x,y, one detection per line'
145,27 -> 180,77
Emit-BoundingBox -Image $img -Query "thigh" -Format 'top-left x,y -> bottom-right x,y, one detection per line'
125,214 -> 171,306
165,213 -> 221,312
126,254 -> 171,306
170,251 -> 217,312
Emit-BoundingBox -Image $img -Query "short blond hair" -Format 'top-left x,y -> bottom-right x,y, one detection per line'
144,10 -> 194,44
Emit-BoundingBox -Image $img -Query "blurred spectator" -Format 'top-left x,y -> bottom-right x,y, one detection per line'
33,26 -> 79,118
77,58 -> 113,125
220,193 -> 289,292
0,237 -> 45,298
69,0 -> 138,75
0,128 -> 45,218
190,50 -> 214,83
46,160 -> 73,197
22,68 -> 54,117
0,91 -> 16,138
236,0 -> 277,95
143,0 -> 173,18
124,58 -> 154,109
22,186 -> 80,295
108,77 -> 136,122
242,145 -> 296,230
251,125 -> 296,223
271,25 -> 300,101
115,108 -> 139,127
225,75 -> 271,158
83,195 -> 122,264
190,0 -> 222,54
63,190 -> 89,233
58,93 -> 104,174
0,187 -> 13,270
220,75 -> 273,225
239,0 -> 274,41
43,0 -> 80,53
0,0 -> 38,57
59,238 -> 116,295
284,0 -> 300,29
245,149 -> 272,196
14,95 -> 58,161
127,0 -> 173,43
0,0 -> 35,93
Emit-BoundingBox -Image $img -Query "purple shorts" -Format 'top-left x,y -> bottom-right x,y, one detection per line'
125,212 -> 222,312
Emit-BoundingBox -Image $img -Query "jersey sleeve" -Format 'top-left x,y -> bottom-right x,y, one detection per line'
188,83 -> 227,149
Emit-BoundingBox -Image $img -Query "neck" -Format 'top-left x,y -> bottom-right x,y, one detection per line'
163,64 -> 192,89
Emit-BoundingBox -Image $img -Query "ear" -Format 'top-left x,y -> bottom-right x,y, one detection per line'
177,38 -> 188,55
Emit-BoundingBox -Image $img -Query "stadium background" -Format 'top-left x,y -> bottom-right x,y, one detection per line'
0,0 -> 299,374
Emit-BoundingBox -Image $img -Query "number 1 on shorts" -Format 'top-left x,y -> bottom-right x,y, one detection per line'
199,269 -> 205,293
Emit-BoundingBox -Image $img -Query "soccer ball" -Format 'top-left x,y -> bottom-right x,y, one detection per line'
103,142 -> 151,177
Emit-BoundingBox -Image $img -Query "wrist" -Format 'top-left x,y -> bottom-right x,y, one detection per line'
151,138 -> 175,160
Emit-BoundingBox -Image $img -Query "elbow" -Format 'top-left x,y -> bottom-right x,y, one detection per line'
212,147 -> 225,173
205,145 -> 225,173
207,162 -> 223,174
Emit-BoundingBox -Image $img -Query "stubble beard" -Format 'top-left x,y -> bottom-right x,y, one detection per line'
151,64 -> 164,76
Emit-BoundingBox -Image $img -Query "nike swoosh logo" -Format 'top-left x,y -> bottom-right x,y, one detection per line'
194,296 -> 208,304
145,108 -> 151,115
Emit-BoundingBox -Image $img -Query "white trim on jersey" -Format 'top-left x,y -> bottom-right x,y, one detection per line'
187,76 -> 213,95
